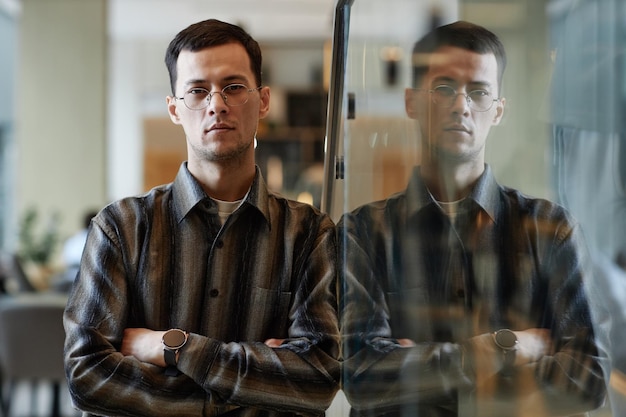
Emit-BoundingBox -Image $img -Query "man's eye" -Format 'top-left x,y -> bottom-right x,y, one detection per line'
188,88 -> 209,96
224,84 -> 246,93
470,90 -> 490,97
434,86 -> 456,96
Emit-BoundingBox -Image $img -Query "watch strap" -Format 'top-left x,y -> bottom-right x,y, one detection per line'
493,329 -> 518,376
164,348 -> 181,377
164,348 -> 178,367
162,329 -> 188,377
164,365 -> 180,377
161,329 -> 189,376
501,349 -> 516,375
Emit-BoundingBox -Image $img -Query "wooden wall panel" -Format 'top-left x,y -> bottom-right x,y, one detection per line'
143,117 -> 187,191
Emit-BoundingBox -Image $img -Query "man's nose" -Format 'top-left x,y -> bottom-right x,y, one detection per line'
207,92 -> 228,113
450,93 -> 471,113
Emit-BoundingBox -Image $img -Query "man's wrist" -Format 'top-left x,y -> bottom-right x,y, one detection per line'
493,329 -> 518,374
162,329 -> 188,374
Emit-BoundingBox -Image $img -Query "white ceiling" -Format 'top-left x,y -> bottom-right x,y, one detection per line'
108,0 -> 338,42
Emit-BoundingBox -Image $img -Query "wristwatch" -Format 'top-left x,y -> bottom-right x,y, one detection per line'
162,328 -> 188,375
493,329 -> 518,374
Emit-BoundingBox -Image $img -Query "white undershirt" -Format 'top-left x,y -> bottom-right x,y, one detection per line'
213,198 -> 244,225
436,198 -> 465,225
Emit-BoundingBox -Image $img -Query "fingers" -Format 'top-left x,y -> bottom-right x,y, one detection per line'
397,338 -> 416,347
264,338 -> 284,347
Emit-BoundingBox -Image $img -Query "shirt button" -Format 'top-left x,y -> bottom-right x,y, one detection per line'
209,289 -> 219,297
215,240 -> 224,248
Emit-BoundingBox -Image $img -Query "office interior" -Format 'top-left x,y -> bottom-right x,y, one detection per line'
0,0 -> 625,416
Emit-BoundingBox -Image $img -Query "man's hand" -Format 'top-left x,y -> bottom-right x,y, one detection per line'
514,328 -> 551,366
265,338 -> 284,347
467,328 -> 551,383
397,338 -> 416,347
121,328 -> 167,367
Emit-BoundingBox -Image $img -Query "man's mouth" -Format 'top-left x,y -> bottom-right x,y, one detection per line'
444,125 -> 471,134
207,123 -> 234,132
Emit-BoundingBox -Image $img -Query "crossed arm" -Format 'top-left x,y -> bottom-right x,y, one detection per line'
120,328 -> 285,367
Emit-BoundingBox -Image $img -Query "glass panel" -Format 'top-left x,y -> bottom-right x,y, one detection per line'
0,9 -> 17,251
0,126 -> 6,249
328,0 -> 625,415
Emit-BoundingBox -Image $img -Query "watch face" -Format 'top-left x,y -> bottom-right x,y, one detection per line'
495,329 -> 518,349
163,329 -> 187,349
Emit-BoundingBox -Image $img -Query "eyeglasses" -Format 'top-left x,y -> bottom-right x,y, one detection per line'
175,84 -> 262,110
424,85 -> 500,112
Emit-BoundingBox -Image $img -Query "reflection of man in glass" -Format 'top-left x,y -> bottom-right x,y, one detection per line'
339,21 -> 606,416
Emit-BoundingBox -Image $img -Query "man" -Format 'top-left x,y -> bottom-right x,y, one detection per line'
339,21 -> 606,416
64,19 -> 339,417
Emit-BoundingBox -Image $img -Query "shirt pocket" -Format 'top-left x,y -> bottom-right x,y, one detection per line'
386,288 -> 432,339
242,286 -> 292,340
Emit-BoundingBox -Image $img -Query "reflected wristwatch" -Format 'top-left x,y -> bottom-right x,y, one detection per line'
493,328 -> 518,375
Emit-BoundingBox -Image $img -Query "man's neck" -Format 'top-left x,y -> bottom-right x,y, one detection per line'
421,160 -> 484,202
188,158 -> 256,202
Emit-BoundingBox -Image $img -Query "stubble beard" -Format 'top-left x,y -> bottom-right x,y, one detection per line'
193,136 -> 253,163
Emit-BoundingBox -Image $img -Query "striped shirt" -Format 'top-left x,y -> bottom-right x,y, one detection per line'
339,165 -> 606,416
64,163 -> 340,417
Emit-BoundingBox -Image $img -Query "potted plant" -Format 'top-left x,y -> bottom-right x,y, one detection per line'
17,206 -> 61,289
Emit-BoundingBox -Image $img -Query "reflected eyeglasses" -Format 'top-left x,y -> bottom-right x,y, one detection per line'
420,85 -> 500,112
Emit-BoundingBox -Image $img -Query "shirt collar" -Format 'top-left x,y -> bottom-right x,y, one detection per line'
405,164 -> 500,222
468,164 -> 500,222
171,162 -> 271,225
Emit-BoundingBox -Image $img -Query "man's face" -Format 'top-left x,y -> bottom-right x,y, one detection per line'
167,43 -> 270,165
406,46 -> 505,164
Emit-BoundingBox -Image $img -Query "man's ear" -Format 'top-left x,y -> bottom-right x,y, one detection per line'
492,97 -> 506,125
167,96 -> 182,125
405,88 -> 419,119
258,86 -> 271,119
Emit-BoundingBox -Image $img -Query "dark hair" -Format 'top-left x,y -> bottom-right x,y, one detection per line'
411,21 -> 507,92
165,19 -> 263,95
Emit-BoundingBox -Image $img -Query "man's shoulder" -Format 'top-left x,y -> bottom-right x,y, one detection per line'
340,192 -> 407,227
271,193 -> 319,211
497,184 -> 574,224
98,184 -> 174,222
265,191 -> 335,226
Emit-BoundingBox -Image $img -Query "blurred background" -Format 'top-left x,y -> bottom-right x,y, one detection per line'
1,0 -> 625,416
0,0 -> 337,278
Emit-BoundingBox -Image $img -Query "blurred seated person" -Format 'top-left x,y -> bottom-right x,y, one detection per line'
338,21 -> 607,417
52,210 -> 97,292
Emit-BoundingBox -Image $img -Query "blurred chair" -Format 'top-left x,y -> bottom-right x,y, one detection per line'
0,293 -> 68,417
0,252 -> 37,294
